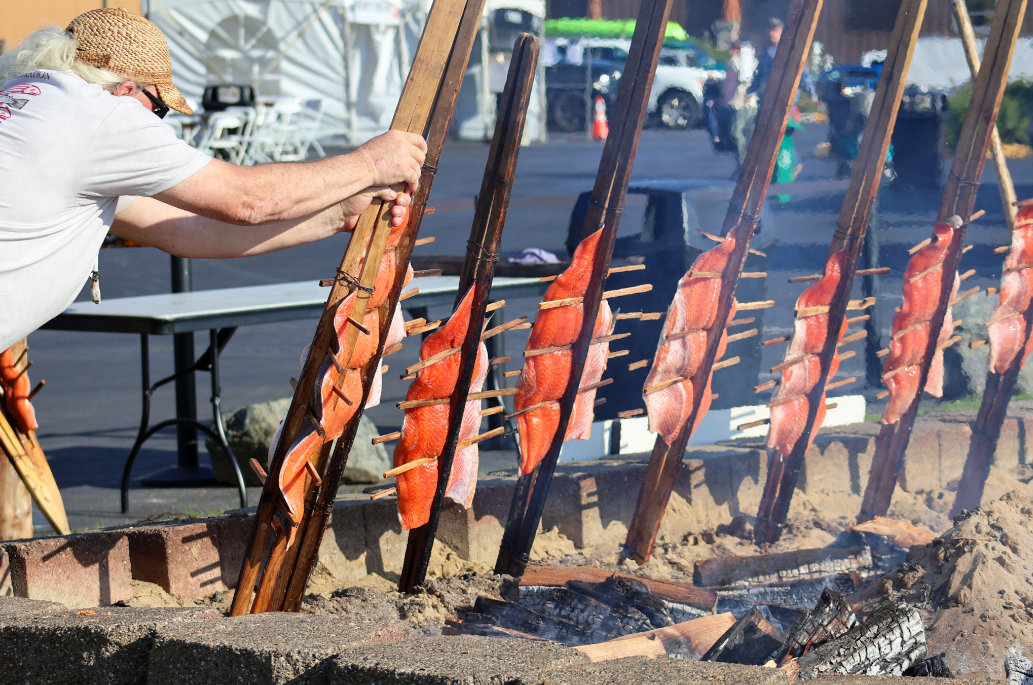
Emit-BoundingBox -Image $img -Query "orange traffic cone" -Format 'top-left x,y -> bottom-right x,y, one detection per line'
591,95 -> 609,141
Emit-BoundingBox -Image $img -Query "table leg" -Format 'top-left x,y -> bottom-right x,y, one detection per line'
121,334 -> 153,513
171,256 -> 199,468
208,329 -> 247,508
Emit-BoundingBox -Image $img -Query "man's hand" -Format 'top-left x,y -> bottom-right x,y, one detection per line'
354,130 -> 427,189
339,186 -> 413,231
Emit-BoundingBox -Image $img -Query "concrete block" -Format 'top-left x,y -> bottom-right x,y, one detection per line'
899,423 -> 942,493
436,479 -> 512,565
994,418 -> 1022,470
149,613 -> 404,685
3,532 -> 131,608
802,435 -> 874,496
0,595 -> 63,620
937,423 -> 971,487
362,498 -> 407,577
0,606 -> 217,685
316,498 -> 368,584
214,514 -> 254,588
0,546 -> 10,598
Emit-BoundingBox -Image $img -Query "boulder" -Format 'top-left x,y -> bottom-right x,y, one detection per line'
942,290 -> 1033,400
207,399 -> 390,486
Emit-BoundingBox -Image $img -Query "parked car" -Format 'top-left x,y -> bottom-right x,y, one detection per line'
543,38 -> 724,132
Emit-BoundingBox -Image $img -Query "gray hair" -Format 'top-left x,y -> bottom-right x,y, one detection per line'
0,26 -> 150,91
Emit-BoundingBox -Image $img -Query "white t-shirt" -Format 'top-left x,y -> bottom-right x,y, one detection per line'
0,69 -> 210,350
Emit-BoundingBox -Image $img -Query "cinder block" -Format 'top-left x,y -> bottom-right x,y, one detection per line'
361,498 -> 406,576
899,423 -> 942,492
937,423 -> 971,486
0,606 -> 217,685
316,498 -> 368,584
214,514 -> 254,588
437,479 -> 512,565
994,417 -> 1022,469
4,532 -> 131,608
802,435 -> 873,496
0,546 -> 10,598
149,612 -> 404,685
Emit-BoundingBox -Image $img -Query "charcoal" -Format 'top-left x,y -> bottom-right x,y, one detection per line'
466,596 -> 597,644
701,606 -> 784,665
694,547 -> 874,587
777,588 -> 857,663
566,576 -> 674,630
714,573 -> 860,611
1006,655 -> 1033,685
905,654 -> 953,678
796,601 -> 926,680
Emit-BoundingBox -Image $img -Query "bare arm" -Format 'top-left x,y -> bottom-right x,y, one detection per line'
153,130 -> 427,225
110,192 -> 408,259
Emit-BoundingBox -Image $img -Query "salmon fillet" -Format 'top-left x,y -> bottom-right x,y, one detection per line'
514,229 -> 610,475
394,286 -> 488,529
988,206 -> 1033,374
882,218 -> 961,425
0,347 -> 38,433
366,304 -> 407,409
643,229 -> 739,444
766,249 -> 849,459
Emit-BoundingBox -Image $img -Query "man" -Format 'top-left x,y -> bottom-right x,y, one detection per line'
747,17 -> 782,102
0,8 -> 427,351
719,41 -> 757,170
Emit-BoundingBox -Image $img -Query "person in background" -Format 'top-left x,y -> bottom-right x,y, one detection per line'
748,17 -> 801,200
720,41 -> 758,170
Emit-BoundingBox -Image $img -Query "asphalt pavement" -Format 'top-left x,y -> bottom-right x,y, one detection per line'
22,124 -> 1033,534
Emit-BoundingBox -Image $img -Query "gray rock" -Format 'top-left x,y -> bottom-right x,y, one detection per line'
207,399 -> 390,486
942,290 -> 1033,400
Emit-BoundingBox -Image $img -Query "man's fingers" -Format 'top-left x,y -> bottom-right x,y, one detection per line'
405,132 -> 428,153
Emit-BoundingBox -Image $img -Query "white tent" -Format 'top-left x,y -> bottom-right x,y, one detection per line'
146,0 -> 428,144
450,0 -> 547,142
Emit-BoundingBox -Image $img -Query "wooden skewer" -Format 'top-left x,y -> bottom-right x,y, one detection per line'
414,237 -> 435,247
963,245 -> 973,253
908,263 -> 942,284
712,356 -> 740,371
689,271 -> 723,278
987,287 -> 999,296
404,318 -> 427,332
825,376 -> 857,391
618,408 -> 644,418
847,297 -> 877,311
503,399 -> 553,421
697,229 -> 766,257
399,288 -> 419,301
579,378 -> 613,393
644,376 -> 686,396
796,304 -> 829,317
383,342 -> 403,357
788,274 -> 822,283
607,349 -> 629,359
727,317 -> 755,327
939,334 -> 963,350
608,264 -> 646,275
892,320 -> 927,340
736,300 -> 775,311
876,390 -> 890,400
908,237 -> 932,254
540,296 -> 582,309
397,387 -> 517,410
725,329 -> 758,344
755,380 -> 777,393
825,402 -> 838,411
1015,198 -> 1033,207
959,268 -> 976,281
486,300 -> 506,312
413,269 -> 442,279
327,349 -> 346,374
667,328 -> 702,341
249,458 -> 268,485
877,348 -> 889,357
639,313 -> 663,321
603,284 -> 653,298
407,320 -> 443,337
737,418 -> 770,431
482,316 -> 531,341
491,356 -> 510,365
424,207 -> 436,215
837,330 -> 867,347
1005,262 -> 1033,272
970,209 -> 986,221
857,267 -> 891,276
371,487 -> 397,500
404,343 -> 460,377
458,426 -> 505,450
770,354 -> 814,374
970,339 -> 988,349
882,365 -> 910,381
615,312 -> 643,320
628,359 -> 649,371
384,457 -> 435,479
503,370 -> 521,378
846,314 -> 870,325
373,431 -> 401,445
594,397 -> 606,407
985,311 -> 1021,327
763,335 -> 789,347
330,384 -> 353,405
289,377 -> 298,391
950,286 -> 980,306
995,245 -> 1012,254
769,392 -> 804,408
953,318 -> 964,329
523,332 -> 630,358
481,405 -> 504,417
741,272 -> 767,278
838,350 -> 856,362
11,361 -> 32,381
381,365 -> 389,375
307,410 -> 325,439
27,380 -> 45,401
347,316 -> 370,336
304,461 -> 322,487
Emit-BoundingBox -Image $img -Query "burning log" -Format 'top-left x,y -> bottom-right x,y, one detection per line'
701,606 -> 784,665
693,546 -> 873,588
518,564 -> 716,611
776,588 -> 857,663
792,601 -> 927,679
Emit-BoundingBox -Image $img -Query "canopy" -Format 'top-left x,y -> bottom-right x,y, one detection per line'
149,0 -> 427,144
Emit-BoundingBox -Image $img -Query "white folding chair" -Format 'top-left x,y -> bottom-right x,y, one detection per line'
241,98 -> 303,165
196,109 -> 252,164
279,99 -> 326,161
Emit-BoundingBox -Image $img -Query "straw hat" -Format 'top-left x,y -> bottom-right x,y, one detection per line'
66,8 -> 191,114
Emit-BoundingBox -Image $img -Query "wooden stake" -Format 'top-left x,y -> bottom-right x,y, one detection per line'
908,237 -> 932,254
969,339 -> 988,348
755,379 -> 777,393
763,336 -> 789,347
737,418 -> 770,431
373,431 -> 401,445
737,300 -> 776,311
712,356 -> 741,371
950,285 -> 980,305
846,314 -> 870,325
825,376 -> 858,391
628,359 -> 649,371
837,330 -> 867,347
398,386 -> 518,409
249,458 -> 268,485
413,269 -> 443,278
618,408 -> 644,418
725,328 -> 759,344
727,317 -> 755,327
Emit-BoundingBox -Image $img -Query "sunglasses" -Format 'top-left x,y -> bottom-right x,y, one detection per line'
141,88 -> 169,119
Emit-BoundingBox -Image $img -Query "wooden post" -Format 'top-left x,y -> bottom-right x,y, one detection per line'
0,457 -> 32,540
858,0 -> 1028,523
620,0 -> 824,565
230,0 -> 474,616
751,0 -> 928,545
494,0 -> 673,579
398,35 -> 539,592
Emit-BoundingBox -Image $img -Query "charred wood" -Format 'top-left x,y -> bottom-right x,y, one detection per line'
701,606 -> 784,665
519,564 -> 716,610
694,546 -> 873,587
777,587 -> 858,663
904,654 -> 953,678
794,601 -> 926,680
